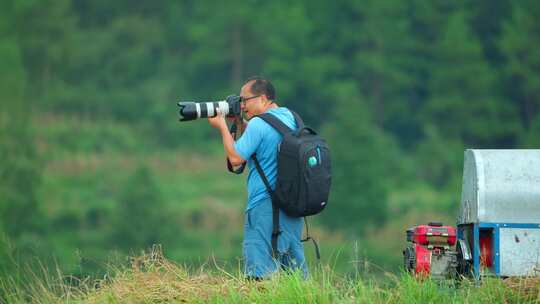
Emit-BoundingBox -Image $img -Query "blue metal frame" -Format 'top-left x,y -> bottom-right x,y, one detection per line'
460,222 -> 540,279
494,227 -> 500,275
473,224 -> 480,279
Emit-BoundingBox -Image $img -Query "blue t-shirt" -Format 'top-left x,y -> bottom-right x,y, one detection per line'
234,107 -> 297,211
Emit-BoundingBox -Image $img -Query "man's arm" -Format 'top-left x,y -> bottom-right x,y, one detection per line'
208,115 -> 246,166
218,123 -> 246,166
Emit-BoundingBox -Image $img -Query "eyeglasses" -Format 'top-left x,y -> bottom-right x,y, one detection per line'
240,95 -> 261,105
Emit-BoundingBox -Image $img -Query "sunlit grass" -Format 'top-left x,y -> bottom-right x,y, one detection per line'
1,246 -> 538,304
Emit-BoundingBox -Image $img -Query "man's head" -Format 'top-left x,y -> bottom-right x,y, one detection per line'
240,76 -> 277,119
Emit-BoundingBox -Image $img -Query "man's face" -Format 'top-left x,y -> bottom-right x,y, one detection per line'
240,82 -> 266,119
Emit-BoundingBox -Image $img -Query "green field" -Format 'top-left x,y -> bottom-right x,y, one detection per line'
2,248 -> 538,303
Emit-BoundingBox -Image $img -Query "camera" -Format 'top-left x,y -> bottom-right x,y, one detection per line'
177,95 -> 242,121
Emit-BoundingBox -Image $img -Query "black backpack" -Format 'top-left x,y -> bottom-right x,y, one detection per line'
251,110 -> 331,259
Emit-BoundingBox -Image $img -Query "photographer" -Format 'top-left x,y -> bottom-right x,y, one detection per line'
207,76 -> 307,279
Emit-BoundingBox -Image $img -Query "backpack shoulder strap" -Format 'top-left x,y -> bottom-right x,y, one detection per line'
290,110 -> 305,130
257,109 -> 304,135
256,113 -> 292,136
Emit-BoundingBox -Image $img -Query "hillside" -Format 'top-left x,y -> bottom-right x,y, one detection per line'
19,113 -> 461,278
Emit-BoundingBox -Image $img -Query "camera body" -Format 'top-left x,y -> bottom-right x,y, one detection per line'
178,95 -> 241,121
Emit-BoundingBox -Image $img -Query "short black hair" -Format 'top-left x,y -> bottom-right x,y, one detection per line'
245,76 -> 276,101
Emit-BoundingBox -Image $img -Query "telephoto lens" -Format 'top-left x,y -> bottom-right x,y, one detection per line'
177,95 -> 241,121
177,100 -> 229,121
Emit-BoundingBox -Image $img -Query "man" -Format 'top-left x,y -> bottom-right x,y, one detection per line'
208,76 -> 308,279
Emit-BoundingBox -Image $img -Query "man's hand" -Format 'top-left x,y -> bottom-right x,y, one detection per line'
208,110 -> 246,167
208,111 -> 227,130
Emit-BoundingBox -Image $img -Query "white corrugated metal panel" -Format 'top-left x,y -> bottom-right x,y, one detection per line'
458,149 -> 540,224
499,228 -> 540,276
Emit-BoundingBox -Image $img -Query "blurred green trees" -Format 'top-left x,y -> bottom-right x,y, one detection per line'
499,1 -> 540,147
0,41 -> 42,238
321,83 -> 401,233
0,10 -> 44,272
112,165 -> 174,252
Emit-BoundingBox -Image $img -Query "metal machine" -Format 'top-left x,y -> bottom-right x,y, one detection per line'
404,149 -> 540,279
403,222 -> 460,279
458,149 -> 540,278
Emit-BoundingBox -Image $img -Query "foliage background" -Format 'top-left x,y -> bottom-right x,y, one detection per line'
1,0 -> 539,280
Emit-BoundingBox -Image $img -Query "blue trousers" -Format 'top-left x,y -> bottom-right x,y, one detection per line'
243,198 -> 308,279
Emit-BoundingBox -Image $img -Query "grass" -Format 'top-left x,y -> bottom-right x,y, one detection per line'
1,246 -> 538,304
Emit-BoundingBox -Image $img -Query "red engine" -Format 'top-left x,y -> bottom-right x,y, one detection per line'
403,222 -> 458,279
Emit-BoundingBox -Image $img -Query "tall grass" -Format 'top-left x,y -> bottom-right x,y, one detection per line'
1,246 -> 538,303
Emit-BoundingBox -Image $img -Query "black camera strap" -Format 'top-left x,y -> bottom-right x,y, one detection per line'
227,158 -> 245,174
300,218 -> 321,260
227,120 -> 246,174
